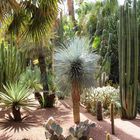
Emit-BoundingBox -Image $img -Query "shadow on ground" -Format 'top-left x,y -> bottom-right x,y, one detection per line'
0,120 -> 37,132
0,99 -> 139,140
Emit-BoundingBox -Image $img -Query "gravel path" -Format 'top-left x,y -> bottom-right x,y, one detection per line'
0,98 -> 139,140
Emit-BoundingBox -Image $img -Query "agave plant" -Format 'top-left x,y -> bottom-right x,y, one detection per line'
55,38 -> 99,124
0,82 -> 36,122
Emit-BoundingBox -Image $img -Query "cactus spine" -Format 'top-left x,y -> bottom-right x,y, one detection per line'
118,0 -> 139,119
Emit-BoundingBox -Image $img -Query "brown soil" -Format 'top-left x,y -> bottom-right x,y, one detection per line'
0,98 -> 140,140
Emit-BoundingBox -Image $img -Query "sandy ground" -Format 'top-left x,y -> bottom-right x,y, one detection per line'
0,98 -> 139,140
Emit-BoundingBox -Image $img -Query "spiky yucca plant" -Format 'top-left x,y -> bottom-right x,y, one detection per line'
55,38 -> 99,124
0,82 -> 36,122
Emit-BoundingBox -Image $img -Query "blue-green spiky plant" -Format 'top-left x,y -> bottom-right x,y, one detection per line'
55,37 -> 99,124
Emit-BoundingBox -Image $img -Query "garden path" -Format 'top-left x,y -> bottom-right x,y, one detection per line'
0,98 -> 139,140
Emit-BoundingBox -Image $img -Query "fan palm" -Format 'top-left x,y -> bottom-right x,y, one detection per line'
0,82 -> 36,122
55,38 -> 99,124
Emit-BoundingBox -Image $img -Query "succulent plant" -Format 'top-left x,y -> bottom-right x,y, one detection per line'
44,119 -> 95,140
110,103 -> 115,134
69,120 -> 95,139
106,133 -> 110,140
96,101 -> 103,121
44,117 -> 64,140
118,0 -> 139,119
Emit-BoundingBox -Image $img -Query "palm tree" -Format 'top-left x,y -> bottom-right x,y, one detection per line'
55,38 -> 99,124
0,0 -> 61,107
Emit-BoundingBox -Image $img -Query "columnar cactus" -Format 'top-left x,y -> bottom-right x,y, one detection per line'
118,0 -> 139,119
0,42 -> 25,90
110,103 -> 115,134
106,133 -> 110,140
96,101 -> 103,121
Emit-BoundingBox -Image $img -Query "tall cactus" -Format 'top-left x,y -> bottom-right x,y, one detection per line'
0,42 -> 26,90
118,0 -> 139,119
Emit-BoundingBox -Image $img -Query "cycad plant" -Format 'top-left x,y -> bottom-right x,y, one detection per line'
55,38 -> 99,124
0,82 -> 35,122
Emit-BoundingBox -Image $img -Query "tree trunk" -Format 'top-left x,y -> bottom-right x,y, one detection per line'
12,105 -> 22,122
71,81 -> 80,124
34,91 -> 43,107
38,52 -> 49,107
67,0 -> 76,26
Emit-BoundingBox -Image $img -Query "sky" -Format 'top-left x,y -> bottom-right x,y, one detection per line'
87,0 -> 125,5
118,0 -> 125,5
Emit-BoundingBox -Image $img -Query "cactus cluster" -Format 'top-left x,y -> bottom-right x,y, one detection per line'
44,118 -> 95,140
69,120 -> 95,140
0,42 -> 25,90
118,0 -> 139,119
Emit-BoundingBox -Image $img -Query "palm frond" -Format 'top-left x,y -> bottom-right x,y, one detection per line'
0,0 -> 61,42
21,0 -> 61,41
8,9 -> 27,35
0,0 -> 20,21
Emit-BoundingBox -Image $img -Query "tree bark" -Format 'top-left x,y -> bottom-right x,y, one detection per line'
12,104 -> 22,122
67,0 -> 76,26
38,51 -> 49,107
71,81 -> 80,124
